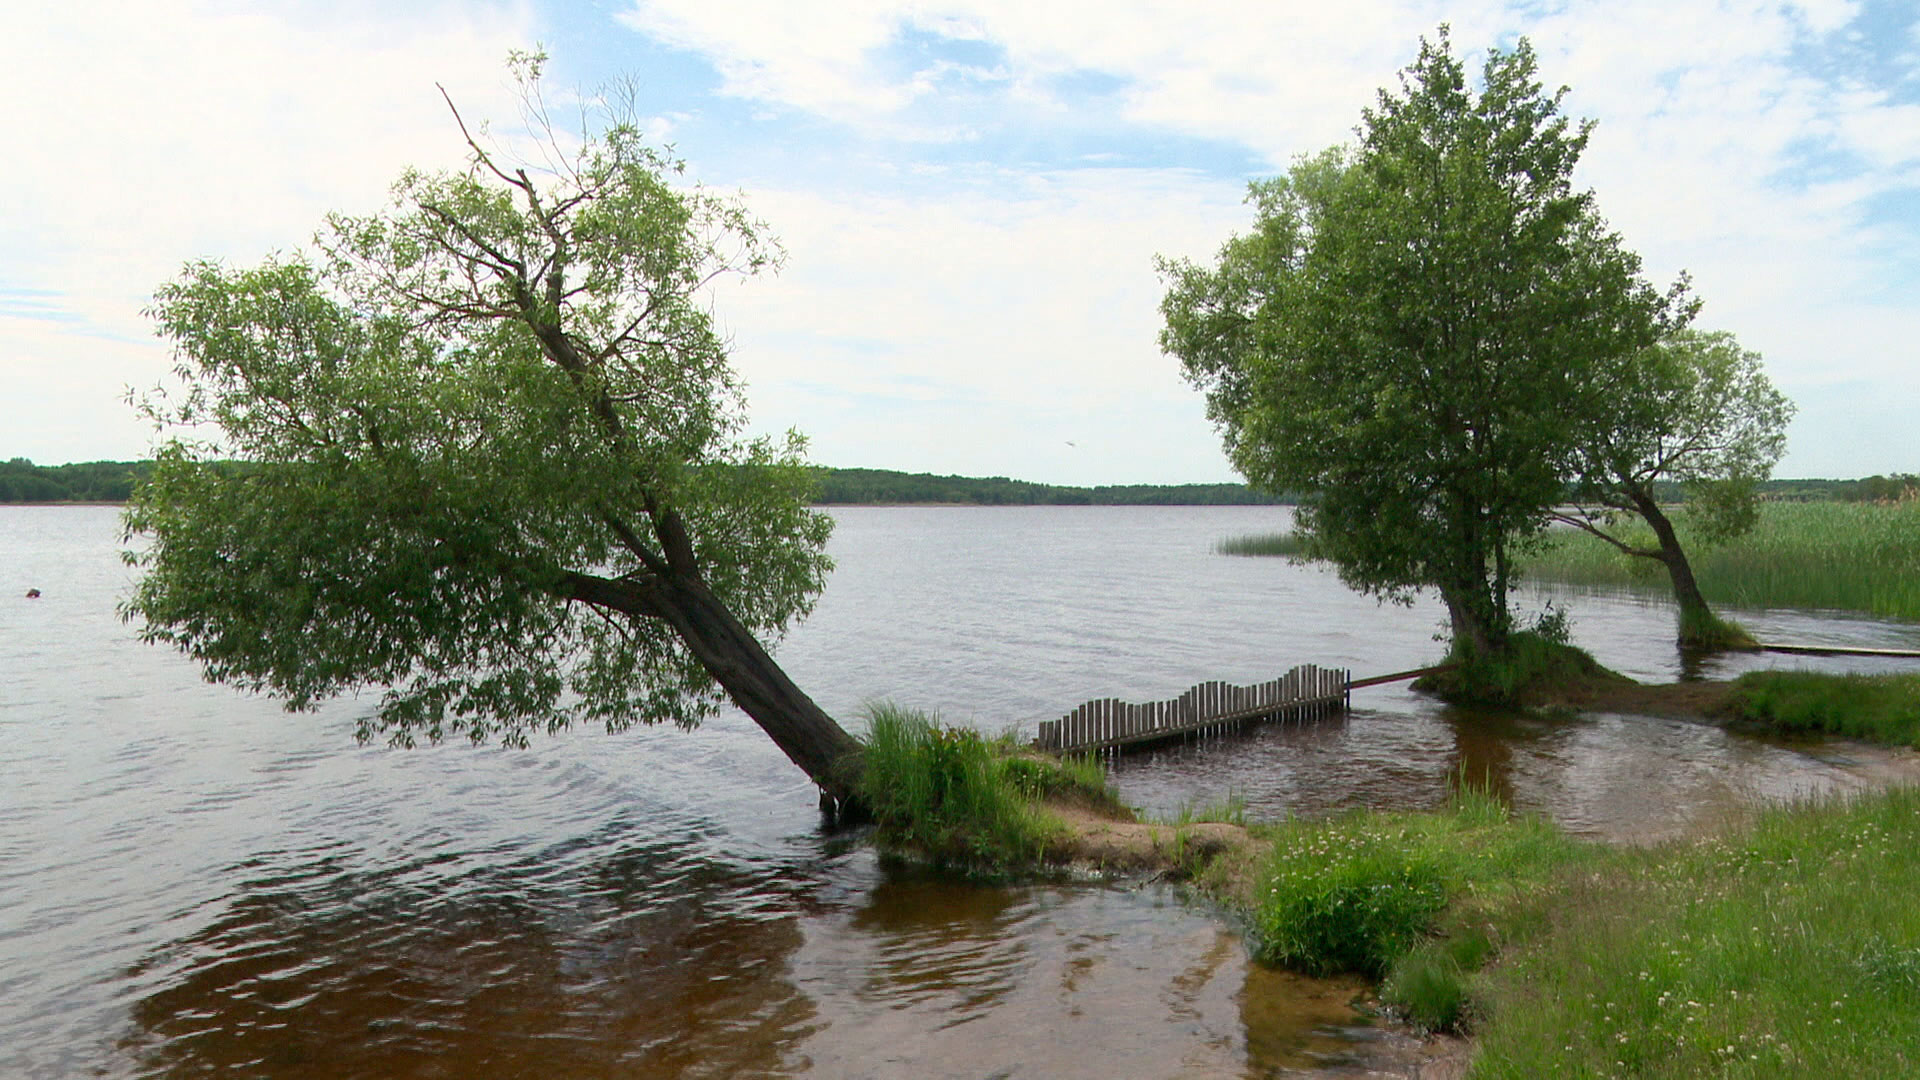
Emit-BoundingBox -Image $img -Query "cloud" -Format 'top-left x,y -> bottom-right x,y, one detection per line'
618,0 -> 1920,479
718,168 -> 1252,483
0,0 -> 537,461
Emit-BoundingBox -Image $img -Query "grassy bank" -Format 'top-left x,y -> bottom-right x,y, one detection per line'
1471,787 -> 1920,1077
858,702 -> 1920,1073
1723,671 -> 1920,747
1523,499 -> 1920,620
1201,785 -> 1920,1076
1227,787 -> 1586,1029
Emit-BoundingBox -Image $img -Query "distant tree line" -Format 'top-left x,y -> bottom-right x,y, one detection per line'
0,459 -> 150,503
3,458 -> 1911,507
1756,474 -> 1919,502
810,467 -> 1293,505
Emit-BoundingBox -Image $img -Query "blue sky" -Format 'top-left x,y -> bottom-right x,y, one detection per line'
3,0 -> 1915,483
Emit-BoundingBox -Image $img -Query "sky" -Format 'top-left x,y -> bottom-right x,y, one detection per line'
2,0 -> 1915,485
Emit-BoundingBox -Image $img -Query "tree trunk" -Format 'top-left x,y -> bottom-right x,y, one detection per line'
1627,491 -> 1718,645
567,570 -> 867,819
1443,586 -> 1495,658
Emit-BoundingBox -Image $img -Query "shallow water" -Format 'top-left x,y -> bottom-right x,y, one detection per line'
3,505 -> 1916,1078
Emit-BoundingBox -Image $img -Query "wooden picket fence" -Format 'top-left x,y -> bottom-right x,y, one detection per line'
1034,663 -> 1350,755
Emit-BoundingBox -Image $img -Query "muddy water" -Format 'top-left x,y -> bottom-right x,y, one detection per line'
4,505 -> 1918,1078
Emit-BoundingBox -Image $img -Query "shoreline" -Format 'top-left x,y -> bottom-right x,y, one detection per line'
1028,683 -> 1920,1079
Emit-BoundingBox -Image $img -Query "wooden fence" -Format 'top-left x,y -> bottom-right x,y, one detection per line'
1034,663 -> 1350,755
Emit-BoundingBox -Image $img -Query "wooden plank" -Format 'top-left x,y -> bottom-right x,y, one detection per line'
1347,662 -> 1459,690
1759,643 -> 1920,659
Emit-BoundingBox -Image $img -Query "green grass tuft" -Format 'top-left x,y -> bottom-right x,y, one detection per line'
1723,671 -> 1920,747
1247,787 -> 1583,980
1383,941 -> 1476,1032
856,704 -> 1122,869
1678,605 -> 1758,650
1416,632 -> 1624,708
1163,792 -> 1249,828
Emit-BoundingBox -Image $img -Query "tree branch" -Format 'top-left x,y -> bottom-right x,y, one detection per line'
439,83 -> 533,195
1547,510 -> 1663,560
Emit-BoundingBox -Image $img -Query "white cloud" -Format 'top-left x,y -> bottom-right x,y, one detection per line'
720,169 -> 1252,483
619,0 -> 1920,478
0,0 -> 537,462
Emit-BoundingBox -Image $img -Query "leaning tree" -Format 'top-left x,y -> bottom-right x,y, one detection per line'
124,55 -> 865,814
1557,329 -> 1793,647
1161,31 -> 1691,658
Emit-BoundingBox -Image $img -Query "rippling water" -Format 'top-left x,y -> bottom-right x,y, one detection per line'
3,505 -> 1917,1078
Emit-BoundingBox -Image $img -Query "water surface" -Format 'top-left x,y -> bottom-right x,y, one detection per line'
3,505 -> 1916,1078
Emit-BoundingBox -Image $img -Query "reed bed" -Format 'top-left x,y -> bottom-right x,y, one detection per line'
1215,531 -> 1308,557
1522,500 -> 1920,621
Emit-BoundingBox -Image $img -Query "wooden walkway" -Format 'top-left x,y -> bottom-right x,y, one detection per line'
1035,664 -> 1350,755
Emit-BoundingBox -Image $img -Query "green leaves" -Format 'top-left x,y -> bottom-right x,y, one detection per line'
126,64 -> 831,748
1162,29 -> 1686,650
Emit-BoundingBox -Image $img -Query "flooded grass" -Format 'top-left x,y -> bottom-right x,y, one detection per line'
1522,500 -> 1920,620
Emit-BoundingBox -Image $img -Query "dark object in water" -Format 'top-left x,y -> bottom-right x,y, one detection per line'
24,588 -> 40,598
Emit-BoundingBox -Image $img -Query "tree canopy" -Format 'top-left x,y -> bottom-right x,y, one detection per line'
1161,30 -> 1691,655
124,55 -> 861,805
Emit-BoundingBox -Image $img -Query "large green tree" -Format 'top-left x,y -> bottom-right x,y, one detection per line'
1557,329 -> 1793,646
1161,31 -> 1690,656
124,57 -> 864,811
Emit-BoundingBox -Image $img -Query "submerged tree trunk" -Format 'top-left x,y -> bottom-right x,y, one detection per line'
565,569 -> 866,818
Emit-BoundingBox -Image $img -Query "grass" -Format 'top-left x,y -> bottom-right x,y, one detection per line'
859,699 -> 1920,1070
1678,604 -> 1758,650
855,703 -> 1118,869
1221,500 -> 1920,621
1523,499 -> 1920,621
1163,792 -> 1250,828
1241,785 -> 1585,1021
1215,531 -> 1308,557
1469,787 -> 1920,1077
1723,671 -> 1920,747
1219,781 -> 1920,1072
1415,631 -> 1626,709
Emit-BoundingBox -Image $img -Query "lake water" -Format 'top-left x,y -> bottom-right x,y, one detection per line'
4,505 -> 1918,1078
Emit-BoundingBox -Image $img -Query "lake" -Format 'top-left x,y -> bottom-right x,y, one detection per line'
4,505 -> 1918,1078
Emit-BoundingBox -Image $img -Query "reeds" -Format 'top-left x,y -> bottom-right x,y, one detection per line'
856,703 -> 1116,868
1215,531 -> 1309,557
1522,499 -> 1920,620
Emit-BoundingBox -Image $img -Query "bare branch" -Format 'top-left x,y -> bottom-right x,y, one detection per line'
438,83 -> 532,195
